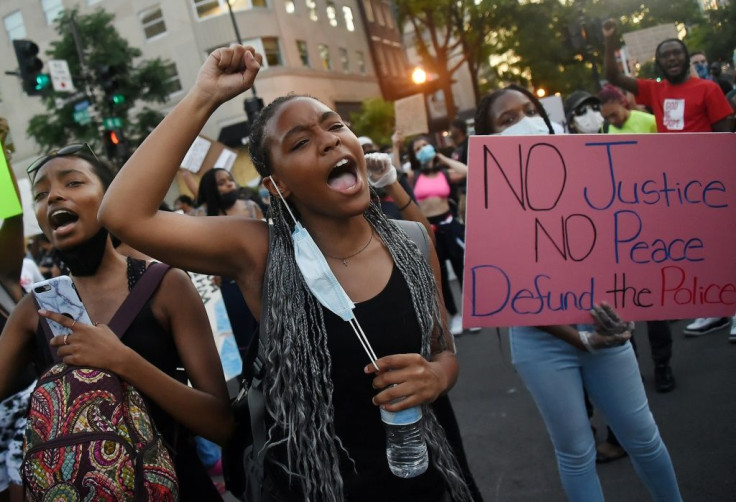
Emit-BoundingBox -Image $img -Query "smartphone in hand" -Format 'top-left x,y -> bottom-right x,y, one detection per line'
32,276 -> 92,337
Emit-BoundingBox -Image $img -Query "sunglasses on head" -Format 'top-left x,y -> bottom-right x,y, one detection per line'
27,143 -> 98,183
574,102 -> 600,116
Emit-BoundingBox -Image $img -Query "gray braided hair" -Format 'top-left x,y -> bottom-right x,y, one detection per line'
251,95 -> 472,501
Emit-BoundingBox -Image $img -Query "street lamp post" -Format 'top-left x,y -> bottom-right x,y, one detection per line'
225,0 -> 264,123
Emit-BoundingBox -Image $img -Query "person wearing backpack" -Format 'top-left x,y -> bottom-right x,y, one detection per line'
100,45 -> 473,501
0,145 -> 234,501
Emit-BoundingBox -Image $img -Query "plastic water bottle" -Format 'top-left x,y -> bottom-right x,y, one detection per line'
380,405 -> 428,478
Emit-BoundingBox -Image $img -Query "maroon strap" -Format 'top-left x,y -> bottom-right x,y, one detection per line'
108,261 -> 171,336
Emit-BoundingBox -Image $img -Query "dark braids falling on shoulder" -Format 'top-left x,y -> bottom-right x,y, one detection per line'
248,94 -> 473,502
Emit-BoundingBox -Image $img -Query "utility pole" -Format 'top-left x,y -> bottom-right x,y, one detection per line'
69,14 -> 104,136
225,0 -> 264,124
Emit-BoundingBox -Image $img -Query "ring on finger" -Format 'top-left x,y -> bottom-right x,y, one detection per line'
63,334 -> 70,345
71,320 -> 77,329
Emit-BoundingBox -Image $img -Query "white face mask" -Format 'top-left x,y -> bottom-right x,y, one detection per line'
498,116 -> 550,136
573,109 -> 604,133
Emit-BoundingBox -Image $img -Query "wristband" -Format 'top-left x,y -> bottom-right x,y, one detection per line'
578,330 -> 597,353
397,198 -> 412,211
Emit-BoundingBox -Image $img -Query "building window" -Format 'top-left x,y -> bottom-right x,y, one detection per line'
342,6 -> 354,31
285,0 -> 295,13
262,37 -> 283,66
140,6 -> 167,40
306,0 -> 318,21
194,0 -> 266,20
375,46 -> 386,76
382,2 -> 394,28
318,44 -> 331,70
165,62 -> 183,94
356,50 -> 365,74
4,11 -> 26,41
339,47 -> 349,72
392,48 -> 405,75
297,40 -> 310,67
374,0 -> 384,25
383,43 -> 395,76
361,0 -> 374,22
326,0 -> 338,26
41,0 -> 64,25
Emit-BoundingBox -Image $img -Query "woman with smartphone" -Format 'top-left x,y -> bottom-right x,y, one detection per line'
0,145 -> 233,501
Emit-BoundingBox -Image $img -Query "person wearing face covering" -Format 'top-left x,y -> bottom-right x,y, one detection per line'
198,167 -> 263,218
404,135 -> 469,336
100,45 -> 473,501
564,90 -> 605,134
474,85 -> 682,502
605,21 -> 736,336
604,19 -> 733,133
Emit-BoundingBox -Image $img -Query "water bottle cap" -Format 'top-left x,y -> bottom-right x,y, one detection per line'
380,406 -> 422,426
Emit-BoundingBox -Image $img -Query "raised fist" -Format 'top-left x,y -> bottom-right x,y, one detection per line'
364,152 -> 397,188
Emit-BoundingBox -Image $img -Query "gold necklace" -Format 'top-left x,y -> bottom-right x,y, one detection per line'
323,230 -> 374,267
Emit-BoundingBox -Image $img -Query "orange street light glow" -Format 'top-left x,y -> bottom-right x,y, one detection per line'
412,67 -> 427,85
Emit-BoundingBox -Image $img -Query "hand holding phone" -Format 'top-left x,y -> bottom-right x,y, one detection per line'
32,276 -> 92,337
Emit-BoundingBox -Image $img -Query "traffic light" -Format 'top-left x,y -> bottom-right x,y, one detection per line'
13,39 -> 50,96
103,128 -> 128,161
98,65 -> 126,109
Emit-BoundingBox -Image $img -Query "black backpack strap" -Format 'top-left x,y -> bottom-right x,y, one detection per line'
108,261 -> 171,336
36,262 -> 171,365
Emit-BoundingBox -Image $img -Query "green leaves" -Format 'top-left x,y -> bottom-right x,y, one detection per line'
27,7 -> 174,159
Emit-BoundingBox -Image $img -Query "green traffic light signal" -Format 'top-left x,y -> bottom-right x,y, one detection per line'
13,39 -> 47,96
112,93 -> 125,105
35,73 -> 50,91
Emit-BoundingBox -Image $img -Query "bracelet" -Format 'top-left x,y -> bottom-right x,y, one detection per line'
397,198 -> 412,211
578,330 -> 597,353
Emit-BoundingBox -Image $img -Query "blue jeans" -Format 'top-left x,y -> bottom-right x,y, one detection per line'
510,326 -> 681,502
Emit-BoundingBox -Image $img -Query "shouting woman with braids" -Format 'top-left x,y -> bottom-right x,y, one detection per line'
100,45 -> 472,501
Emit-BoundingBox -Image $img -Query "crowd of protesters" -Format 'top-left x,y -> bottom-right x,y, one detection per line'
1,16 -> 734,502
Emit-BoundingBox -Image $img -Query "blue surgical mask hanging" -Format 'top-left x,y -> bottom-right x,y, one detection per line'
268,179 -> 355,321
268,177 -> 380,369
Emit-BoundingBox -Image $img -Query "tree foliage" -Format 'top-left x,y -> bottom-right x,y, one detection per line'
395,0 -> 466,117
349,98 -> 395,147
395,0 -> 713,111
27,8 -> 174,155
686,2 -> 736,64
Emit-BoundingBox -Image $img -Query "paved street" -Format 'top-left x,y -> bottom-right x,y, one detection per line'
450,320 -> 736,502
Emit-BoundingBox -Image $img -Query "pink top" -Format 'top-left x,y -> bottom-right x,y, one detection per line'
413,172 -> 451,201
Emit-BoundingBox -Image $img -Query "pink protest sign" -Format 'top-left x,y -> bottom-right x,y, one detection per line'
462,133 -> 736,327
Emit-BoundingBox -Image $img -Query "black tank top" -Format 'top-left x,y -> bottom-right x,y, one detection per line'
269,265 -> 446,501
33,258 -> 221,501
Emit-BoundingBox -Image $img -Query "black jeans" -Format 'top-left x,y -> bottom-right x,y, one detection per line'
428,212 -> 465,316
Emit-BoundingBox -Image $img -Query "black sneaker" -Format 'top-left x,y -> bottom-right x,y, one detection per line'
654,365 -> 676,393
